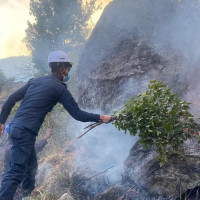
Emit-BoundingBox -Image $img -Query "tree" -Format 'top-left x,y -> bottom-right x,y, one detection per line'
24,0 -> 98,73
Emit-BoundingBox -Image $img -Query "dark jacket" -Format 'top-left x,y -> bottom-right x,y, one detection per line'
0,74 -> 100,134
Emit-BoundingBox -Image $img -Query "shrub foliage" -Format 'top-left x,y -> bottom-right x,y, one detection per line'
113,80 -> 200,165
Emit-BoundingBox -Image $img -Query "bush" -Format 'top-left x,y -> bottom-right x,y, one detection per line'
113,80 -> 200,166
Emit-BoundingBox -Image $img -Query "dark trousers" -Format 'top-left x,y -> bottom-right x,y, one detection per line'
0,125 -> 37,200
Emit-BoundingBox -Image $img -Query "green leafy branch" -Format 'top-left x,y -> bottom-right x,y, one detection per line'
113,80 -> 200,166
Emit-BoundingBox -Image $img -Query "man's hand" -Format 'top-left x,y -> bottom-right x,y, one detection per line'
45,128 -> 53,140
0,123 -> 5,138
100,115 -> 113,123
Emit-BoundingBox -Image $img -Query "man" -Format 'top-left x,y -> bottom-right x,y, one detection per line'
0,50 -> 112,200
1,127 -> 53,200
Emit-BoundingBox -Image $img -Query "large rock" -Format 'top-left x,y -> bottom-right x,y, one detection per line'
123,139 -> 200,198
77,0 -> 200,198
78,0 -> 200,112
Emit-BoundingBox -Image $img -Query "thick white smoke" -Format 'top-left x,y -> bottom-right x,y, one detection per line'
66,114 -> 138,184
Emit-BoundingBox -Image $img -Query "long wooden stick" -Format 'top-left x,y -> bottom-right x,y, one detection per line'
77,118 -> 116,139
84,122 -> 98,129
77,121 -> 103,139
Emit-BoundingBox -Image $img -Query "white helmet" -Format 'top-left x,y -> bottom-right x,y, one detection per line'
48,50 -> 72,63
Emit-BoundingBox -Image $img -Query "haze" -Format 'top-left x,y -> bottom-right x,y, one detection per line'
0,0 -> 112,59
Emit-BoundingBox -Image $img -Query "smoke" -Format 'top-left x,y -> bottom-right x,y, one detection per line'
107,0 -> 200,117
66,115 -> 137,184
119,0 -> 200,63
80,0 -> 200,73
147,0 -> 200,66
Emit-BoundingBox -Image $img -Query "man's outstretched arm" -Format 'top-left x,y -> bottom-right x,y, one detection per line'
59,88 -> 112,123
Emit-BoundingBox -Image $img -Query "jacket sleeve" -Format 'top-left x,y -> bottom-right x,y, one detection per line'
59,87 -> 100,122
35,138 -> 48,154
0,81 -> 31,124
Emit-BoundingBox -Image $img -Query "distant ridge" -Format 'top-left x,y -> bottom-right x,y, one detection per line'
0,56 -> 38,82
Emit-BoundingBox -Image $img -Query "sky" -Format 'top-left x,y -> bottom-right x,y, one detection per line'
0,0 -> 112,59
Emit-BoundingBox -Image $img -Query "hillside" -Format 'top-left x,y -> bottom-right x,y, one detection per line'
0,56 -> 38,82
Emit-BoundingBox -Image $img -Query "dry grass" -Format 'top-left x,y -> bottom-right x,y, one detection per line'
31,150 -> 77,200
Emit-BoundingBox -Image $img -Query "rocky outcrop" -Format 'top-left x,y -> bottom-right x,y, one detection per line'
78,0 -> 200,113
78,36 -> 187,112
79,37 -> 188,112
123,139 -> 200,198
77,0 -> 200,199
